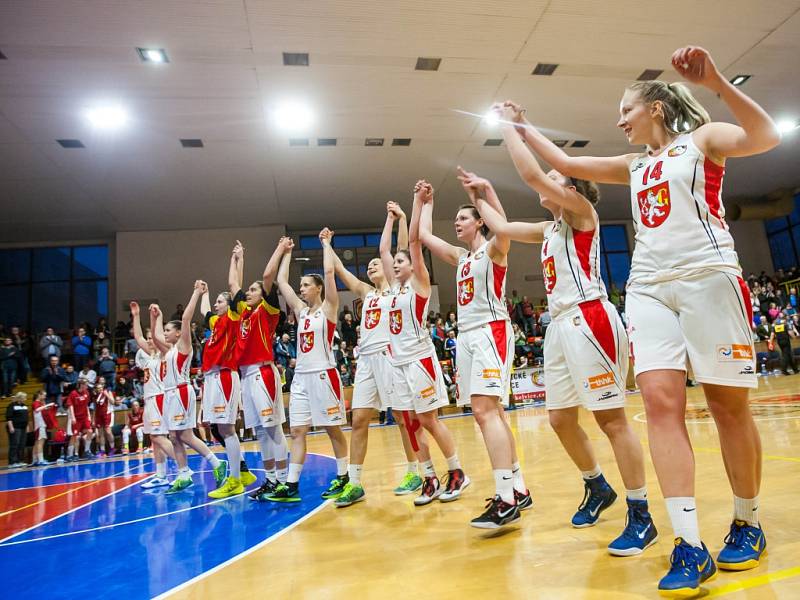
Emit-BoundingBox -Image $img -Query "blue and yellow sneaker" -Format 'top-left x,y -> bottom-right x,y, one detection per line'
717,520 -> 767,571
608,499 -> 658,556
572,475 -> 617,528
321,474 -> 349,499
658,538 -> 717,598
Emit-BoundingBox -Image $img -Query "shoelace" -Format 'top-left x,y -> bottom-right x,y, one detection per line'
422,477 -> 437,496
444,471 -> 461,492
619,508 -> 647,540
723,522 -> 748,546
669,543 -> 698,573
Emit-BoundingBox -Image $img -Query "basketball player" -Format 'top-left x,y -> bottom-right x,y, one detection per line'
502,46 -> 780,596
268,232 -> 349,502
150,286 -> 228,494
122,399 -> 145,454
93,380 -> 118,456
219,240 -> 289,502
417,175 -> 528,528
131,301 -> 176,488
31,390 -> 56,465
65,379 -> 93,460
387,184 -> 468,508
473,102 -> 656,553
333,202 -> 426,507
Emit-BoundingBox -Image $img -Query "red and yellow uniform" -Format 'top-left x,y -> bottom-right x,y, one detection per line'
201,306 -> 243,425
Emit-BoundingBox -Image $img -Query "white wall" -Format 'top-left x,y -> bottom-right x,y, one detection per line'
115,225 -> 285,322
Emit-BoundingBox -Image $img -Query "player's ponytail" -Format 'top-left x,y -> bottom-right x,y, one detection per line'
565,177 -> 601,205
629,80 -> 710,135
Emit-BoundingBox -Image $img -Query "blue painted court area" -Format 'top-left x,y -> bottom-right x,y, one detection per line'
0,451 -> 335,599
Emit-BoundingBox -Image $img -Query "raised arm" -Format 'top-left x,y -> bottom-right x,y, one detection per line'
129,302 -> 149,351
417,179 -> 464,267
409,182 -> 433,296
672,46 -> 780,160
149,304 -> 169,355
319,228 -> 340,323
276,238 -> 306,315
380,206 -> 398,286
455,170 -> 511,259
503,100 -> 634,185
456,165 -> 507,219
228,241 -> 243,296
262,238 -> 285,292
332,244 -> 372,298
473,198 -> 549,244
200,282 -> 211,316
395,203 -> 409,251
177,281 -> 203,355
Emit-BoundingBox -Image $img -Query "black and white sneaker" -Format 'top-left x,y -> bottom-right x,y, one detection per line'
470,496 -> 521,529
248,479 -> 276,501
515,488 -> 533,511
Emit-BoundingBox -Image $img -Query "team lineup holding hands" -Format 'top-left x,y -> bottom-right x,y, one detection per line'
126,47 -> 780,598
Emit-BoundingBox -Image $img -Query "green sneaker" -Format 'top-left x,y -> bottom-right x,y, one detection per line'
321,474 -> 349,499
266,482 -> 301,503
394,472 -> 423,496
212,460 -> 228,487
334,483 -> 366,508
165,476 -> 194,494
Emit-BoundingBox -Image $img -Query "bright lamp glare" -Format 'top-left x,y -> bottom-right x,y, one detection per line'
272,102 -> 314,133
777,119 -> 798,134
145,49 -> 165,63
484,110 -> 500,126
86,106 -> 129,130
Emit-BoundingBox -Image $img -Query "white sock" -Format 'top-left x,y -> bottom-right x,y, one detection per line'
626,486 -> 648,502
137,430 -> 144,444
276,466 -> 288,484
123,431 -> 130,446
734,495 -> 759,527
38,451 -> 45,462
265,467 -> 277,483
512,461 -> 527,493
581,465 -> 602,480
406,461 -> 418,474
256,426 -> 273,461
287,462 -> 303,484
494,469 -> 515,504
422,460 -> 436,477
665,497 -> 701,547
83,438 -> 91,452
67,445 -> 74,458
348,464 -> 363,486
207,453 -> 221,469
445,454 -> 461,471
156,462 -> 166,478
224,434 -> 241,479
336,457 -> 348,477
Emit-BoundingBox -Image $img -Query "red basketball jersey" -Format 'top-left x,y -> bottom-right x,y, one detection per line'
202,309 -> 241,372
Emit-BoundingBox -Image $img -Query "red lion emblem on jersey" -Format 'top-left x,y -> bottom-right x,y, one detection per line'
300,332 -> 315,353
143,368 -> 151,384
239,318 -> 251,339
389,310 -> 403,334
458,277 -> 475,306
542,256 -> 557,294
364,308 -> 381,330
637,181 -> 671,228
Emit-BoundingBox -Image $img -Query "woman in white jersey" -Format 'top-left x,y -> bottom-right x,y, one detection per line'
389,181 -> 468,508
332,202 -> 426,507
476,102 -> 656,555
418,172 -> 528,529
130,301 -> 175,489
269,232 -> 350,503
150,283 -> 227,495
503,46 -> 780,597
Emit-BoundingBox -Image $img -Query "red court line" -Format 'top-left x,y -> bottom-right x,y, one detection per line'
0,473 -> 151,540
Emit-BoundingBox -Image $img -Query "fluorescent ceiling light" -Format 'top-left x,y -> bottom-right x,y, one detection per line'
85,105 -> 129,130
272,102 -> 314,133
777,119 -> 798,134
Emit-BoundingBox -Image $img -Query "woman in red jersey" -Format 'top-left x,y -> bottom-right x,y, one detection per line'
501,46 -> 780,596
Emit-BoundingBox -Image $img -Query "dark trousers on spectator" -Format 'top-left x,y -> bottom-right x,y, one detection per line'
100,372 -> 116,391
7,426 -> 26,464
47,393 -> 63,411
2,366 -> 16,397
521,316 -> 536,336
16,356 -> 28,384
74,354 -> 88,371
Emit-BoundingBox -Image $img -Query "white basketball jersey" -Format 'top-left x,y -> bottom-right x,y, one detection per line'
163,346 -> 192,391
296,307 -> 337,373
387,280 -> 435,365
359,288 -> 393,355
628,132 -> 740,284
541,218 -> 606,318
455,241 -> 510,331
135,349 -> 165,398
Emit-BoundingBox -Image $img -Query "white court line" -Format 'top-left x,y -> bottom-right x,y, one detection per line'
0,460 -> 154,492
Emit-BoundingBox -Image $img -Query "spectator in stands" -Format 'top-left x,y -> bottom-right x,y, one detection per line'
170,304 -> 184,321
41,355 -> 67,413
784,302 -> 797,319
94,318 -> 110,338
441,363 -> 457,403
9,327 -> 30,385
283,357 -> 296,393
340,312 -> 358,348
92,330 -> 111,358
39,327 -> 63,362
122,356 -> 140,382
444,311 -> 458,336
78,363 -> 97,387
430,321 -> 445,359
338,363 -> 352,387
115,375 -> 134,407
767,302 -> 780,322
1,338 -> 18,398
190,321 -> 203,367
274,333 -> 293,368
122,400 -> 145,454
609,283 -> 622,308
71,327 -> 92,370
5,392 -> 29,467
790,287 -> 798,310
770,313 -> 798,375
123,328 -> 139,358
283,311 -> 297,346
95,347 -> 117,391
62,363 -> 78,393
519,296 -> 536,336
539,305 -> 552,337
755,315 -> 771,341
334,341 -> 353,371
444,329 -> 457,362
510,289 -> 521,310
513,323 -> 530,357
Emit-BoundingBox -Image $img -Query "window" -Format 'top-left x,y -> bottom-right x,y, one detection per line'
599,224 -> 631,291
0,245 -> 109,335
764,194 -> 800,271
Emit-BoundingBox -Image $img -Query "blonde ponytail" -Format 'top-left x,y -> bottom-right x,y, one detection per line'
629,80 -> 711,135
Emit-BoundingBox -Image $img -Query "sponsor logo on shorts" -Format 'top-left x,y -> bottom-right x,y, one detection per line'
326,406 -> 341,416
598,391 -> 619,401
717,344 -> 754,361
172,414 -> 185,422
739,365 -> 755,375
213,406 -> 226,414
668,145 -> 687,157
481,369 -> 501,380
420,385 -> 436,399
150,420 -> 161,427
260,407 -> 274,417
585,372 -> 615,390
